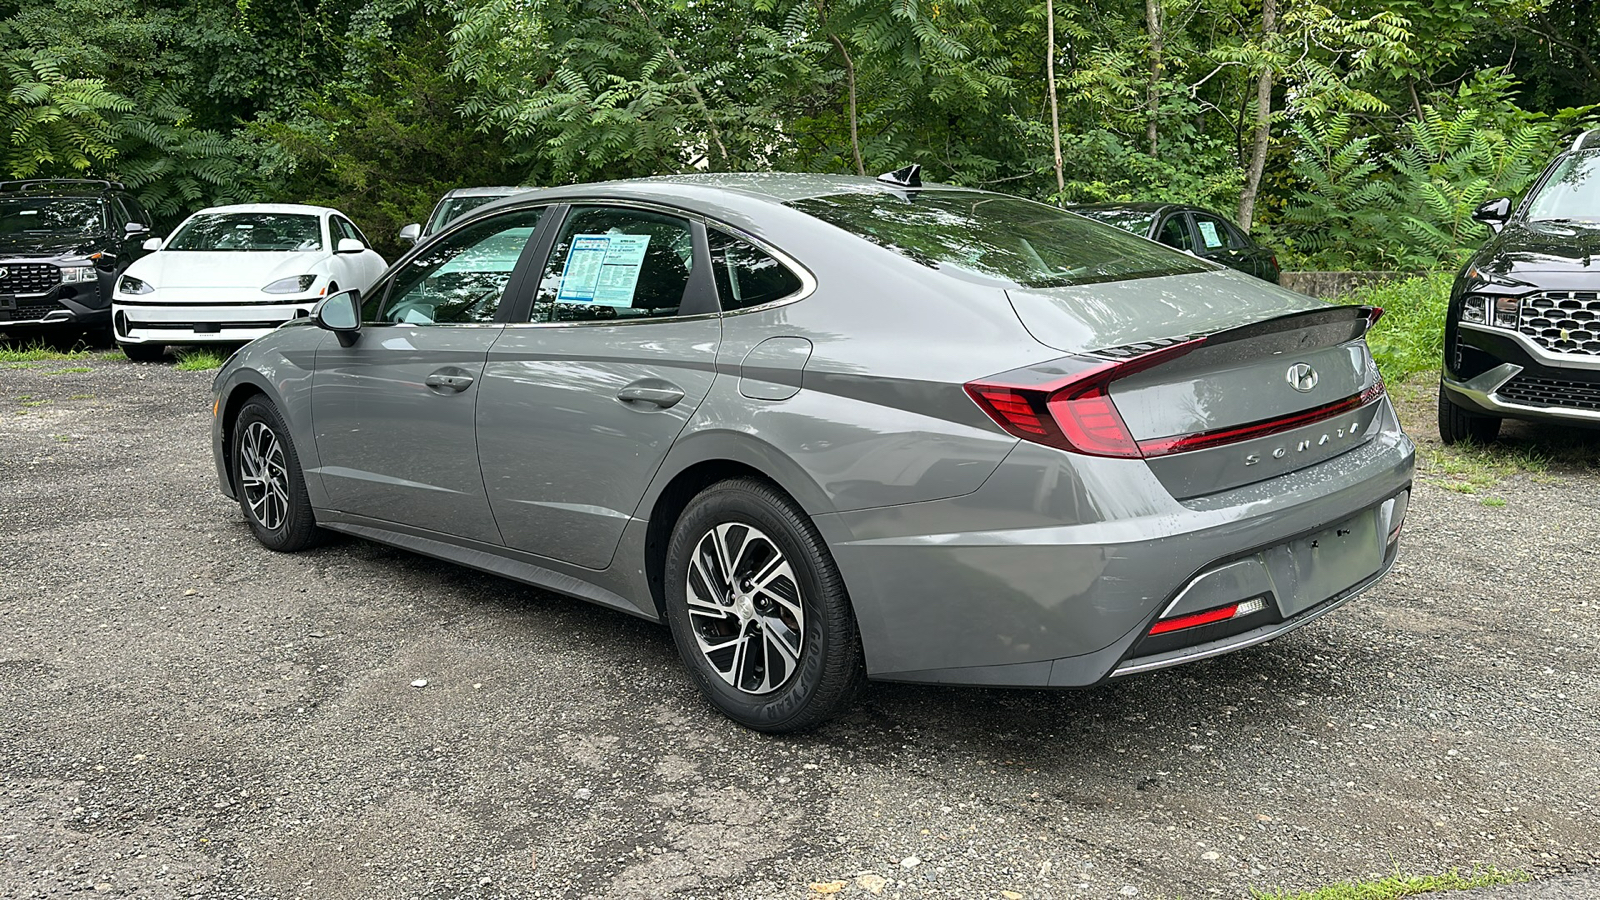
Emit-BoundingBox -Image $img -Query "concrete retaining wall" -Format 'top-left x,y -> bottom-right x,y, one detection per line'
1279,271 -> 1415,299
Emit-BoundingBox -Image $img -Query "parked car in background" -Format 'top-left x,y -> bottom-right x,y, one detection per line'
398,186 -> 532,245
1070,202 -> 1281,283
0,179 -> 156,342
212,169 -> 1412,732
1439,129 -> 1600,443
113,204 -> 386,361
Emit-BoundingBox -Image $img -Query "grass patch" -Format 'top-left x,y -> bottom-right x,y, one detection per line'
1481,496 -> 1508,507
1347,272 -> 1452,385
67,394 -> 93,400
1250,867 -> 1527,900
1420,439 -> 1548,493
174,348 -> 226,371
19,398 -> 51,408
0,341 -> 106,363
48,366 -> 92,374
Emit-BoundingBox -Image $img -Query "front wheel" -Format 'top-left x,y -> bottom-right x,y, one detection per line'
663,478 -> 865,732
1438,381 -> 1501,445
119,341 -> 166,362
232,397 -> 321,552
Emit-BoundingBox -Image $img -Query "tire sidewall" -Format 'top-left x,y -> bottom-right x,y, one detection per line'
664,484 -> 840,730
232,399 -> 312,550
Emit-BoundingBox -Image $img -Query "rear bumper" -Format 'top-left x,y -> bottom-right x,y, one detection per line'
1443,322 -> 1600,427
113,299 -> 317,345
819,401 -> 1415,686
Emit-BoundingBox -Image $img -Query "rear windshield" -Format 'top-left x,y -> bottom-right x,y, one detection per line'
0,197 -> 104,238
1527,152 -> 1600,223
789,192 -> 1210,288
168,213 -> 323,252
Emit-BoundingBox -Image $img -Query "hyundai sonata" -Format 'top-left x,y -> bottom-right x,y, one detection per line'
210,169 -> 1414,731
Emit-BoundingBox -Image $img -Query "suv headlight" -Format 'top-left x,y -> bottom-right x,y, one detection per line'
60,265 -> 96,284
119,275 -> 154,295
263,275 -> 317,294
1461,295 -> 1521,329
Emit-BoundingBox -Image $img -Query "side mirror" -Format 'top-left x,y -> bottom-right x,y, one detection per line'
142,237 -> 162,252
398,223 -> 422,244
125,221 -> 150,236
314,289 -> 362,347
1472,197 -> 1512,233
335,237 -> 367,254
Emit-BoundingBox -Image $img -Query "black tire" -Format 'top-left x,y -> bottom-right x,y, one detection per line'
663,478 -> 865,732
119,341 -> 166,362
1438,381 -> 1501,445
231,397 -> 321,552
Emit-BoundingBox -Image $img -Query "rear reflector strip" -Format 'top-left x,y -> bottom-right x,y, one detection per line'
1149,597 -> 1268,635
1136,375 -> 1386,458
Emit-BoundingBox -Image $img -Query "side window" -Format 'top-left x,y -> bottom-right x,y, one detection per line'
108,198 -> 130,231
1156,215 -> 1194,251
534,206 -> 694,323
1192,214 -> 1234,251
124,196 -> 151,226
335,216 -> 370,247
706,230 -> 804,312
367,208 -> 545,325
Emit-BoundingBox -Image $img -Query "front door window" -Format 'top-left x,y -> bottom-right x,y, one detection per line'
369,209 -> 546,324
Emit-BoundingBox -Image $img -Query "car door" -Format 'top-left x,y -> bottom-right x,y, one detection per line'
476,203 -> 721,569
1190,211 -> 1255,275
1153,212 -> 1196,253
310,206 -> 550,544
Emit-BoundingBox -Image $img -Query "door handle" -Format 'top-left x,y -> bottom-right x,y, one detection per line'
617,382 -> 685,408
425,370 -> 474,393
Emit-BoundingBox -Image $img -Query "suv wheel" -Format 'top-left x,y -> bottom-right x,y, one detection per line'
1438,381 -> 1501,444
232,397 -> 321,552
119,341 -> 166,362
663,478 -> 865,732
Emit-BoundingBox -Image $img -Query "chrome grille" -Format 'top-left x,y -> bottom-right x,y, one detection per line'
1496,375 -> 1600,411
0,263 -> 60,296
1518,291 -> 1600,355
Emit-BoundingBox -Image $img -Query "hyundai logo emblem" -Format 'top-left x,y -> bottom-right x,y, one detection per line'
1287,363 -> 1318,392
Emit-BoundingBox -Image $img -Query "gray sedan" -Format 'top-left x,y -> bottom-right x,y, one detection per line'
210,171 -> 1415,731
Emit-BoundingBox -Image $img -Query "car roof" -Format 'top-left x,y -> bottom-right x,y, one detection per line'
482,173 -> 987,217
442,186 -> 534,199
188,203 -> 338,216
1068,201 -> 1181,214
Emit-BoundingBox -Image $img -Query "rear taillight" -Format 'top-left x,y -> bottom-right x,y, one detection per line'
966,341 -> 1387,460
964,338 -> 1204,459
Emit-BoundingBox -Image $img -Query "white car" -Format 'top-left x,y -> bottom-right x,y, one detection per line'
112,203 -> 387,360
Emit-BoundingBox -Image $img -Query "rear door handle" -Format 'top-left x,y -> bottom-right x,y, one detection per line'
425,370 -> 474,393
617,382 -> 685,408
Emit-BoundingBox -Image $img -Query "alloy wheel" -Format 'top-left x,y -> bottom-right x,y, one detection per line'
239,420 -> 290,531
685,522 -> 806,695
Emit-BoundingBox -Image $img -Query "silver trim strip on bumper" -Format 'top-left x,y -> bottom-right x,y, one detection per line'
1110,550 -> 1396,677
1443,362 -> 1600,424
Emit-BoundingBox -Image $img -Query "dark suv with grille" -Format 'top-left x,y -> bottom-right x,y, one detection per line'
1440,129 -> 1600,443
0,179 -> 155,341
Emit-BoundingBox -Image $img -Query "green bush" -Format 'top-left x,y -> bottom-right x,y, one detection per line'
1350,271 -> 1453,384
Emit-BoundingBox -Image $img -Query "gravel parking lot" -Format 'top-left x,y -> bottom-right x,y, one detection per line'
2,353 -> 1598,899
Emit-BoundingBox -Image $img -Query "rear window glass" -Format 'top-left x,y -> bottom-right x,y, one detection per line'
1070,207 -> 1157,236
789,192 -> 1211,288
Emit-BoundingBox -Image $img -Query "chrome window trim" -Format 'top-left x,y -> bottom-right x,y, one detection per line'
1459,321 -> 1600,372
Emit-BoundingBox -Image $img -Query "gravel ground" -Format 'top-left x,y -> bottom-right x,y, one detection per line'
2,354 -> 1598,900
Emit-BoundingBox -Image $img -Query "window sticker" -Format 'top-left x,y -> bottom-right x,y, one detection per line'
1197,220 -> 1223,248
556,233 -> 652,307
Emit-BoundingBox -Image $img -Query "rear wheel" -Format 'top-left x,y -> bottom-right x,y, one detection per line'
119,341 -> 166,362
232,397 -> 321,552
1438,381 -> 1501,445
663,478 -> 865,732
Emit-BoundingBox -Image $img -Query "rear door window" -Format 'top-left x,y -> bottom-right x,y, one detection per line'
533,207 -> 695,322
1192,213 -> 1240,251
707,230 -> 804,312
1156,215 -> 1195,252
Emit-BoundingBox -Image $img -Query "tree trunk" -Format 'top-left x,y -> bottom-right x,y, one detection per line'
1236,0 -> 1276,233
1145,0 -> 1163,158
1046,0 -> 1064,196
830,34 -> 865,176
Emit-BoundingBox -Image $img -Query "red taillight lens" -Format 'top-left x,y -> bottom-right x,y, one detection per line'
1149,597 -> 1268,635
966,381 -> 1141,457
1047,385 -> 1140,457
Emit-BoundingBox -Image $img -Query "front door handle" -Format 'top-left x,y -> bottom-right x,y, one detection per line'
617,381 -> 685,408
425,370 -> 474,393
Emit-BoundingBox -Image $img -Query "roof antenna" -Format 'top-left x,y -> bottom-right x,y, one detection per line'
876,165 -> 922,188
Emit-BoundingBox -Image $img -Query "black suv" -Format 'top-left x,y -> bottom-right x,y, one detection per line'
0,179 -> 155,340
1440,129 -> 1600,443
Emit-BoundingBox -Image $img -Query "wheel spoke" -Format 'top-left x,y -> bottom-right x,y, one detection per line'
684,521 -> 805,697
